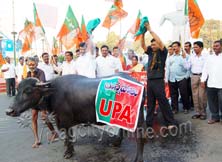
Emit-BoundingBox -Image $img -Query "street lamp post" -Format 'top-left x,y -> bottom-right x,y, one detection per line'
11,31 -> 17,66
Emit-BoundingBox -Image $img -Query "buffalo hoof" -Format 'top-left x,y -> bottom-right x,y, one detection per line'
133,156 -> 145,162
133,159 -> 145,162
63,149 -> 74,159
109,137 -> 122,147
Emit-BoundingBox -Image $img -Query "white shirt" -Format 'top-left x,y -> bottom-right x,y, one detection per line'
113,57 -> 123,72
16,63 -> 24,82
165,54 -> 173,82
96,55 -> 118,77
38,62 -> 55,81
61,60 -> 76,76
1,63 -> 16,79
52,62 -> 62,77
139,54 -> 149,66
185,52 -> 208,74
75,52 -> 96,78
201,53 -> 222,88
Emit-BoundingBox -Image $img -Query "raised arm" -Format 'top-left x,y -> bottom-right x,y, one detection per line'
145,23 -> 165,51
141,33 -> 147,52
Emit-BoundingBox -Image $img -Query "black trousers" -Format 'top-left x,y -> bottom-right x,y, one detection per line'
207,87 -> 222,120
187,77 -> 194,107
146,79 -> 176,127
169,78 -> 190,111
5,78 -> 16,96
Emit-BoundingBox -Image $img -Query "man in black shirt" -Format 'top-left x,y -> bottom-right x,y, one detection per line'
141,23 -> 176,128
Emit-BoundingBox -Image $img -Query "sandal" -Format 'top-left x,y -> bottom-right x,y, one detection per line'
184,109 -> 189,114
207,119 -> 220,124
32,142 -> 41,148
200,115 -> 207,120
172,110 -> 178,114
192,114 -> 201,119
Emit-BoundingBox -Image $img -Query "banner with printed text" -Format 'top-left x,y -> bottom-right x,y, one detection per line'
95,76 -> 144,132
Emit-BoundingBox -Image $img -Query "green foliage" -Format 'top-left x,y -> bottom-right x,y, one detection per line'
58,55 -> 64,63
200,19 -> 222,48
96,31 -> 120,50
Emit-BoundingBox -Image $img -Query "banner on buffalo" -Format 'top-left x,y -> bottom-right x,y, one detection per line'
95,76 -> 144,132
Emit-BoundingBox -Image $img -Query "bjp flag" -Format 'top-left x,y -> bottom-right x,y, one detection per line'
185,0 -> 205,38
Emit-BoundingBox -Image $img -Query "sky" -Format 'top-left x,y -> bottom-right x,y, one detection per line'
0,0 -> 221,45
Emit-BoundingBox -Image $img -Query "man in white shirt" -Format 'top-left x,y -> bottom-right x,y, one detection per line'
96,45 -> 119,77
165,45 -> 174,82
112,46 -> 123,72
125,49 -> 135,66
184,41 -> 194,109
51,55 -> 62,77
61,51 -> 76,76
185,41 -> 207,120
75,42 -> 96,78
201,40 -> 222,124
1,56 -> 16,96
38,53 -> 55,81
16,56 -> 24,83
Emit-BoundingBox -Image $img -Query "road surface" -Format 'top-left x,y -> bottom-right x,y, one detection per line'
0,94 -> 222,162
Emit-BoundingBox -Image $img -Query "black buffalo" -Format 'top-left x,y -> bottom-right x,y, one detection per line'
6,73 -> 145,162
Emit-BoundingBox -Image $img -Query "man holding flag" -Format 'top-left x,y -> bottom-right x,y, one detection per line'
140,22 -> 177,129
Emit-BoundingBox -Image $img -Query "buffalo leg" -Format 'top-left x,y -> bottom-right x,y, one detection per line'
110,129 -> 123,147
133,128 -> 144,162
134,99 -> 145,162
64,127 -> 74,159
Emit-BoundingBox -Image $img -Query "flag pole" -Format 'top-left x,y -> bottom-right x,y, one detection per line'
59,39 -> 63,54
119,17 -> 122,38
34,37 -> 38,56
11,0 -> 17,66
183,19 -> 186,49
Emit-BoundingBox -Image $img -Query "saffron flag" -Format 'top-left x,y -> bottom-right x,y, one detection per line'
19,19 -> 35,40
33,3 -> 45,40
114,0 -> 123,8
128,10 -> 143,41
102,5 -> 128,29
0,52 -> 6,66
95,76 -> 144,132
185,0 -> 205,38
80,15 -> 88,42
117,32 -> 128,51
134,16 -> 149,41
57,5 -> 80,49
21,36 -> 32,54
119,54 -> 127,71
51,37 -> 59,55
73,15 -> 88,48
35,3 -> 58,28
128,10 -> 142,34
19,19 -> 35,54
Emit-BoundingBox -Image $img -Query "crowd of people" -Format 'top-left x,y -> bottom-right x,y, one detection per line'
1,22 -> 222,148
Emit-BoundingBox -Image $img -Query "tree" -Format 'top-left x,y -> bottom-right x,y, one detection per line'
132,34 -> 152,55
96,31 -> 120,50
200,19 -> 222,48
